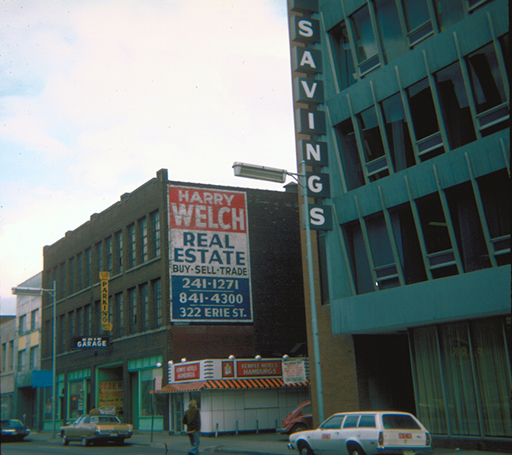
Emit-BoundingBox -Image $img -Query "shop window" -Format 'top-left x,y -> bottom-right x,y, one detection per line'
401,0 -> 434,45
466,42 -> 509,135
389,203 -> 427,284
435,62 -> 476,150
477,170 -> 511,266
335,119 -> 365,190
445,182 -> 490,272
469,318 -> 512,437
343,221 -> 374,294
433,0 -> 465,31
351,5 -> 380,74
357,106 -> 389,181
407,78 -> 445,161
382,94 -> 415,172
415,192 -> 457,278
365,212 -> 399,289
329,22 -> 357,91
129,288 -> 137,334
374,0 -> 408,62
69,381 -> 85,420
140,369 -> 163,418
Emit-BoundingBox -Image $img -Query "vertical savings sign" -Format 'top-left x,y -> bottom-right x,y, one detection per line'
169,186 -> 253,323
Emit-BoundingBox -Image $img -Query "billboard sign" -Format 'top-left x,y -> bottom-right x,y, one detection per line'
169,185 -> 253,323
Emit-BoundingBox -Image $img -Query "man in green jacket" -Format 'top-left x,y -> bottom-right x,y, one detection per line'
183,400 -> 201,455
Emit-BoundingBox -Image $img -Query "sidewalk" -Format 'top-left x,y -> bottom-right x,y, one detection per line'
27,430 -> 510,455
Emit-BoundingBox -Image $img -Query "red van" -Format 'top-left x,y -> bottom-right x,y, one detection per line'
278,401 -> 313,434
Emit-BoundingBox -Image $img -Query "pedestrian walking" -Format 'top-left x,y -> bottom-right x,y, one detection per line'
183,399 -> 201,455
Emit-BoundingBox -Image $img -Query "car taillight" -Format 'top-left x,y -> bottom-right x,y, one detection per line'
426,433 -> 431,446
378,431 -> 384,446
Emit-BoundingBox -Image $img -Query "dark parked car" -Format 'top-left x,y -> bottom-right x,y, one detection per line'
1,419 -> 30,441
279,401 -> 313,434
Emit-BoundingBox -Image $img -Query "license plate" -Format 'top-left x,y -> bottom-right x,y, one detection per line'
110,432 -> 118,437
321,434 -> 331,440
399,433 -> 412,439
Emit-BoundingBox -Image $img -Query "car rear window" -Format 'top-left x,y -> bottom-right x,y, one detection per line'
343,415 -> 360,428
382,414 -> 421,430
358,415 -> 376,428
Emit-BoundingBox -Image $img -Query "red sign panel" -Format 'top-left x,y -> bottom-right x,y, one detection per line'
237,361 -> 282,378
175,363 -> 200,381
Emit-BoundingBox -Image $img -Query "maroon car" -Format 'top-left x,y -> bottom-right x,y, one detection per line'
279,401 -> 313,434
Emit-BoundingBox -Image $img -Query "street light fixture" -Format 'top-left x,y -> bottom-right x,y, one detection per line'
12,281 -> 57,438
233,161 -> 324,423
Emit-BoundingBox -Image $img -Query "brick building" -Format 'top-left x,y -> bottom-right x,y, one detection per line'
40,169 -> 307,432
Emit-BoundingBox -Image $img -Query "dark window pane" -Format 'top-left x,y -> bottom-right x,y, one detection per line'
329,22 -> 357,91
358,107 -> 386,163
335,119 -> 365,190
435,62 -> 476,149
374,0 -> 408,62
499,34 -> 510,80
434,0 -> 465,31
415,193 -> 452,254
407,78 -> 441,140
351,5 -> 379,71
402,0 -> 433,43
381,93 -> 415,171
344,222 -> 374,294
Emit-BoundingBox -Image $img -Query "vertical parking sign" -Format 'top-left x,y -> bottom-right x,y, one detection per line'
168,185 -> 253,324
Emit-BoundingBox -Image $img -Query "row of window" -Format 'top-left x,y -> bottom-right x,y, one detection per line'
1,342 -> 39,373
335,34 -> 509,190
46,211 -> 161,300
329,0 -> 495,88
17,308 -> 40,335
49,278 -> 163,356
340,169 -> 509,295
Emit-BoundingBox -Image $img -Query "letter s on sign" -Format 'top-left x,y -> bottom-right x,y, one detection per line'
298,19 -> 314,38
310,207 -> 326,226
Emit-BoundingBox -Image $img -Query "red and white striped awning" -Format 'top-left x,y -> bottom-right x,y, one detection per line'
158,378 -> 309,393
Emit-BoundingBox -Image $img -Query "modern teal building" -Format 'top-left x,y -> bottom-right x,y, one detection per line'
287,0 -> 510,450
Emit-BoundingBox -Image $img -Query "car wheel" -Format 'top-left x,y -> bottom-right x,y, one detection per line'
62,435 -> 69,446
348,443 -> 366,455
81,437 -> 89,447
291,423 -> 308,433
298,441 -> 314,455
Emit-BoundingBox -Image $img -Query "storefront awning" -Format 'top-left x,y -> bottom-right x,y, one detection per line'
158,378 -> 309,393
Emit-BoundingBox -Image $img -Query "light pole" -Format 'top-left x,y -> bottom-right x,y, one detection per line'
12,281 -> 57,438
151,362 -> 162,442
232,161 -> 324,423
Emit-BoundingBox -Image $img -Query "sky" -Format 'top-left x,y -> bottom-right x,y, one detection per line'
0,0 -> 299,315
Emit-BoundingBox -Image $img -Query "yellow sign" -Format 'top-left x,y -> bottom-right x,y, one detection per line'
100,272 -> 111,332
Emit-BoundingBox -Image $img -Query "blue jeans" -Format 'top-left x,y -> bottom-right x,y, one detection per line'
188,431 -> 200,455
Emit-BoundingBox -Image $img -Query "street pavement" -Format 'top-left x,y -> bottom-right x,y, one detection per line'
24,430 -> 510,455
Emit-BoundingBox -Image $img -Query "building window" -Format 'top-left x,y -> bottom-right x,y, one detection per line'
357,106 -> 389,181
30,309 -> 39,331
76,307 -> 83,336
415,192 -> 458,278
374,0 -> 408,62
29,346 -> 38,369
77,252 -> 83,290
445,182 -> 490,272
45,320 -> 52,357
435,62 -> 476,150
151,211 -> 161,258
19,314 -> 27,335
59,314 -> 66,353
343,221 -> 374,294
335,118 -> 364,190
407,78 -> 444,161
129,288 -> 137,334
365,212 -> 400,289
351,5 -> 380,74
389,203 -> 427,285
108,295 -> 114,332
95,242 -> 102,282
477,169 -> 510,266
499,34 -> 510,79
128,224 -> 136,269
401,0 -> 434,45
106,236 -> 113,273
2,343 -> 6,372
115,292 -> 124,338
84,304 -> 91,336
139,217 -> 148,263
433,0 -> 465,32
328,22 -> 357,91
152,279 -> 162,328
60,262 -> 66,297
466,42 -> 509,136
140,283 -> 149,331
115,231 -> 123,274
85,248 -> 91,287
69,257 -> 75,294
381,93 -> 415,172
69,311 -> 75,348
17,349 -> 26,372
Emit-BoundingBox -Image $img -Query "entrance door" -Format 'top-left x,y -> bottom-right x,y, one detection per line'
170,393 -> 183,434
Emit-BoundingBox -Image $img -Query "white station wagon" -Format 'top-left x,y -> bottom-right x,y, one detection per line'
288,411 -> 432,455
